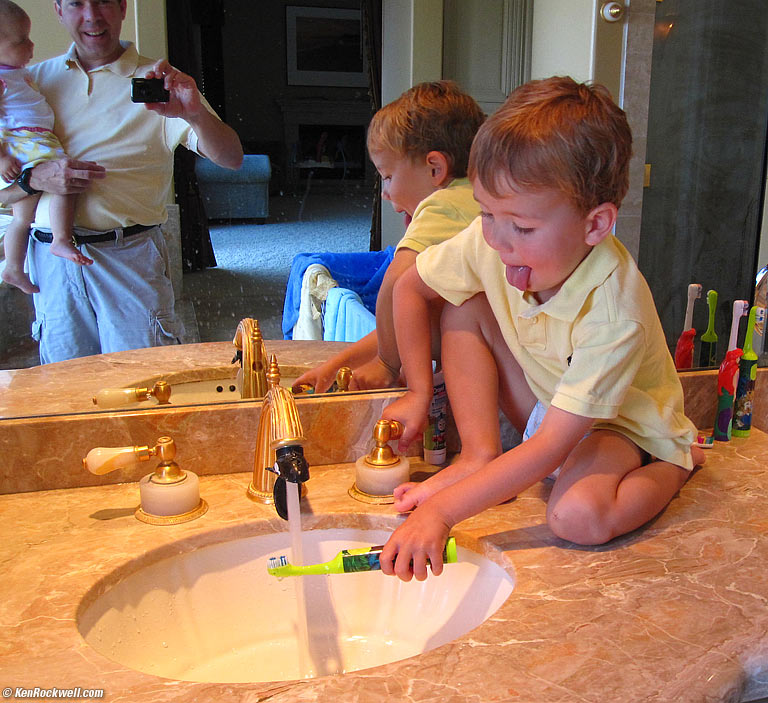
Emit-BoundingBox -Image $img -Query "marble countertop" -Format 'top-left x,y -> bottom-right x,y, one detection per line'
3,432 -> 768,702
0,340 -> 352,419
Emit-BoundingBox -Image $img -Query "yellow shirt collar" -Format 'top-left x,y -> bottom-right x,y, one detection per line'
524,235 -> 622,322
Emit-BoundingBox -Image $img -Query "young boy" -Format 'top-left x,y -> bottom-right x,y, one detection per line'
293,80 -> 484,393
379,76 -> 705,582
0,0 -> 91,295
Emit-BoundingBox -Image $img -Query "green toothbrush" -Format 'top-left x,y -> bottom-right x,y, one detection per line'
698,289 -> 718,367
267,536 -> 458,576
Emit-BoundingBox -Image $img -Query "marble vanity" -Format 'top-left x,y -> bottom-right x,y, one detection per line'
1,342 -> 767,701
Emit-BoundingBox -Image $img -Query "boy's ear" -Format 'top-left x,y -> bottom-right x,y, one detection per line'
425,151 -> 452,187
584,202 -> 618,246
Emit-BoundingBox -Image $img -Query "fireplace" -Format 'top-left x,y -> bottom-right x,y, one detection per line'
278,98 -> 374,189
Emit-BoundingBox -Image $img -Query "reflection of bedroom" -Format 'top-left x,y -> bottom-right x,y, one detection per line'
172,0 -> 379,195
168,2 -> 382,350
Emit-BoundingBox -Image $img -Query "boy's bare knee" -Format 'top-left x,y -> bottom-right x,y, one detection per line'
546,498 -> 615,546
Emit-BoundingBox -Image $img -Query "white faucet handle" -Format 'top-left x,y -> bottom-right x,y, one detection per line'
83,445 -> 151,475
92,388 -> 143,408
92,382 -> 171,408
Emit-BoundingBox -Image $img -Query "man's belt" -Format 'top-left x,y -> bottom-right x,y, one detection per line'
32,223 -> 156,245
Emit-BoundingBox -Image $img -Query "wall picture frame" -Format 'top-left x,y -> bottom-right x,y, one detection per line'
286,6 -> 368,88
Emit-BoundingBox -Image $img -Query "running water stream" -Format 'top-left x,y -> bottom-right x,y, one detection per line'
286,481 -> 312,677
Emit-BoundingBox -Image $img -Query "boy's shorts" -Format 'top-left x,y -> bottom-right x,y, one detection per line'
522,401 -> 656,479
0,127 -> 66,186
522,400 -> 592,481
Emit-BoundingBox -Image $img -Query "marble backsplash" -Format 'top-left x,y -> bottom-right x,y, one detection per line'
0,341 -> 764,496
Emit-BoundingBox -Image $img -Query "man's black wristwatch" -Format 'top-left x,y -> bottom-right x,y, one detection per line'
16,169 -> 41,196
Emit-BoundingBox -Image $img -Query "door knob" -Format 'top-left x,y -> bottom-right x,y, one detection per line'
600,2 -> 624,22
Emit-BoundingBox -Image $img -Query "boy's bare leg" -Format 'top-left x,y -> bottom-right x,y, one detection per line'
394,293 -> 537,512
1,196 -> 39,294
49,193 -> 92,266
546,429 -> 702,545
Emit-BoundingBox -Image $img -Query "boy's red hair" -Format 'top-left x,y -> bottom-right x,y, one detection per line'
469,76 -> 633,213
367,80 -> 485,178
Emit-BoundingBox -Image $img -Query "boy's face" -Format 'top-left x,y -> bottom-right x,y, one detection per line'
370,148 -> 441,226
0,14 -> 34,68
473,178 -> 595,305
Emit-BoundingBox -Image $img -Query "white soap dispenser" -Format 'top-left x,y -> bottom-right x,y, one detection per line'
83,436 -> 208,525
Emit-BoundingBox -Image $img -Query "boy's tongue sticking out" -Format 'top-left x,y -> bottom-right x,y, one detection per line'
506,265 -> 531,291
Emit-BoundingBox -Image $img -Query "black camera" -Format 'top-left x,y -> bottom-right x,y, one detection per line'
130,77 -> 170,103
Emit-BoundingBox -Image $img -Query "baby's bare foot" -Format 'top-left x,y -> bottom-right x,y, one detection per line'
50,239 -> 93,266
1,267 -> 39,294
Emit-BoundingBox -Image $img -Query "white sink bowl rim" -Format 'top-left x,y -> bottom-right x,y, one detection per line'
77,528 -> 515,683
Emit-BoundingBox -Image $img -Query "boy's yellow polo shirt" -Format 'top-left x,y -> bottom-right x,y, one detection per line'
417,219 -> 696,470
396,177 -> 480,253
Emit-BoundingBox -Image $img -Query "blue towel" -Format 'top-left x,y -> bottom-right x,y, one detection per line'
323,288 -> 376,342
282,247 -> 395,339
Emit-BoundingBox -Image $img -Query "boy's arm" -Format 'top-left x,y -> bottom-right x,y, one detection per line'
292,332 -> 380,393
381,406 -> 594,580
375,248 -> 418,374
381,264 -> 443,449
344,248 -> 419,391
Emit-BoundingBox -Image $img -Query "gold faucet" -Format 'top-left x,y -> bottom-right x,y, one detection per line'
232,318 -> 268,399
247,355 -> 309,505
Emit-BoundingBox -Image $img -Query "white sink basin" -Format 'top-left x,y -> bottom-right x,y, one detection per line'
77,528 -> 514,683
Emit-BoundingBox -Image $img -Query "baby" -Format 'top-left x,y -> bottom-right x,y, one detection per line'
0,0 -> 91,295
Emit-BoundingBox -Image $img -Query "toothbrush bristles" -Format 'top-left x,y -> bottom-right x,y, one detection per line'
268,555 -> 289,570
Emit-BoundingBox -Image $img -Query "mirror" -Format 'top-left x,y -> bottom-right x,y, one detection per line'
638,0 -> 768,372
2,0 -> 767,423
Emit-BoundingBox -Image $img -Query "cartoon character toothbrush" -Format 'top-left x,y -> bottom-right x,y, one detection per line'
674,283 -> 701,369
267,536 -> 458,577
732,306 -> 766,438
713,300 -> 749,441
698,289 -> 718,367
713,349 -> 743,442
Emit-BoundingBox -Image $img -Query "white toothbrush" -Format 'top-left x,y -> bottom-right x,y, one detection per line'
728,300 -> 749,351
683,283 -> 702,331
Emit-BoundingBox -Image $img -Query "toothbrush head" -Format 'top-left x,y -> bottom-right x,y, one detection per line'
733,300 -> 749,318
267,554 -> 290,576
688,283 -> 702,300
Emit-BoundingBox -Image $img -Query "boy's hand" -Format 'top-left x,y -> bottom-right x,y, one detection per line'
381,390 -> 430,452
0,154 -> 21,183
348,357 -> 401,391
293,361 -> 338,395
379,502 -> 452,581
393,481 -> 429,513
